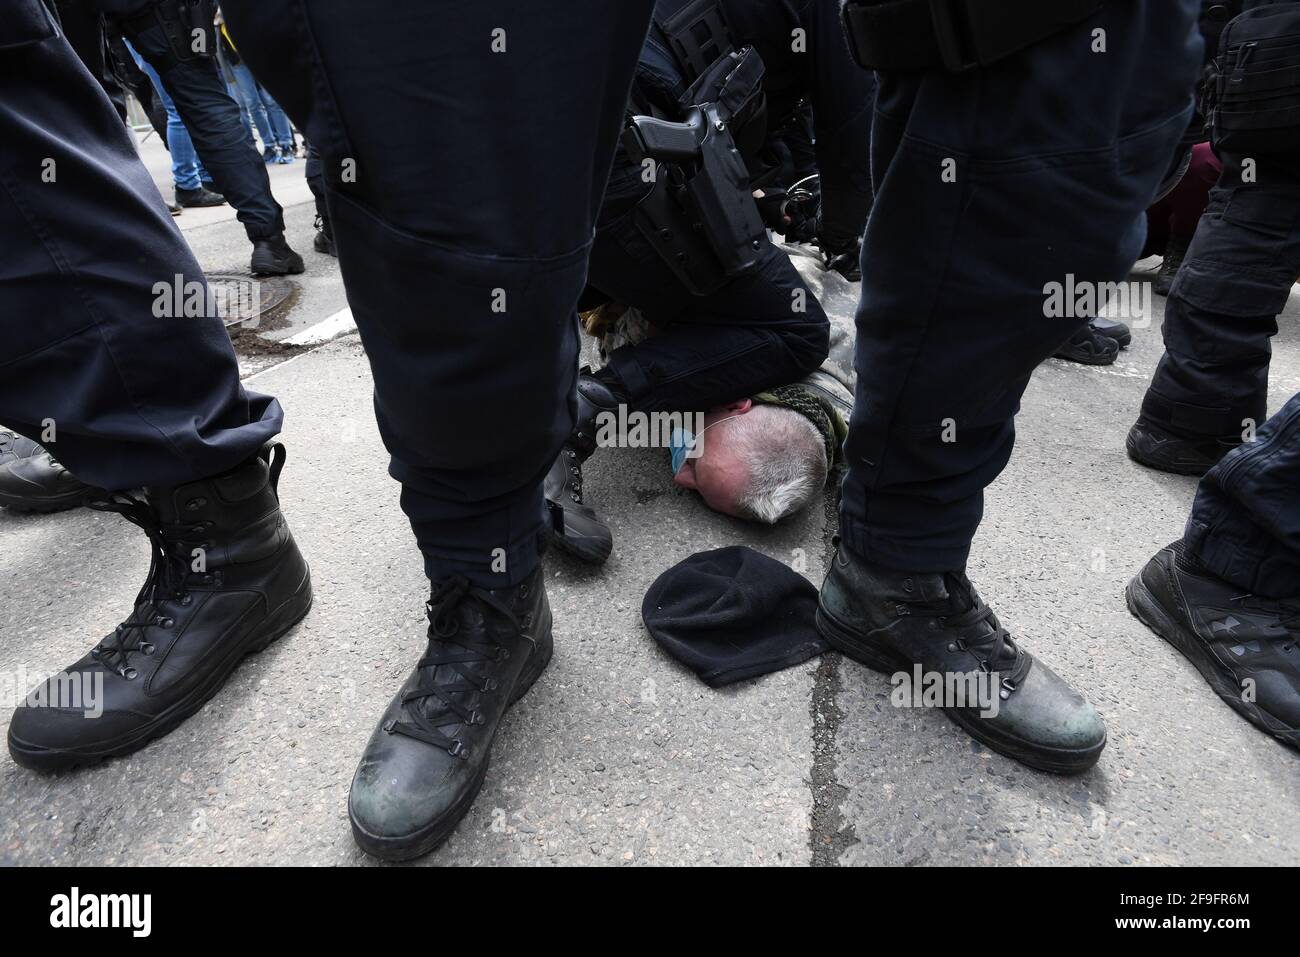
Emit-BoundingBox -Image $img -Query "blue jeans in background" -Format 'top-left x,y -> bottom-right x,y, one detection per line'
228,61 -> 293,153
259,85 -> 296,152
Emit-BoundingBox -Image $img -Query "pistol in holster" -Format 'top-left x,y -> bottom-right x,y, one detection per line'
621,50 -> 767,296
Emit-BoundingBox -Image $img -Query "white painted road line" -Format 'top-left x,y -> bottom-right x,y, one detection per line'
285,306 -> 357,345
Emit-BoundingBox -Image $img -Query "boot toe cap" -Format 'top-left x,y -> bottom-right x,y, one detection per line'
348,721 -> 467,849
8,700 -> 148,767
987,659 -> 1106,766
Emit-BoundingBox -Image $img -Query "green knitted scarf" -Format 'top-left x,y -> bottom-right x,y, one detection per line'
752,383 -> 847,470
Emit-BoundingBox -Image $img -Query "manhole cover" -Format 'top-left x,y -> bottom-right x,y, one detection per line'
206,275 -> 295,334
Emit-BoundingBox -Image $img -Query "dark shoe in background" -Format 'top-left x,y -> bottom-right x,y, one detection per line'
544,373 -> 617,564
312,215 -> 337,257
1053,322 -> 1120,365
167,201 -> 182,216
348,568 -> 553,860
251,233 -> 305,276
175,185 -> 226,208
7,444 -> 313,770
1154,237 -> 1189,297
1090,316 -> 1132,349
0,430 -> 91,513
1127,541 -> 1298,749
817,542 -> 1106,773
1125,418 -> 1238,476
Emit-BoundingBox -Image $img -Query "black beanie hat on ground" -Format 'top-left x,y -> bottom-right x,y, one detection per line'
640,545 -> 829,687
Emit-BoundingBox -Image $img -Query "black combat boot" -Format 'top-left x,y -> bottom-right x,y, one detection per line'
1125,418 -> 1239,476
543,373 -> 618,564
1052,321 -> 1120,365
312,214 -> 337,257
250,233 -> 305,276
817,542 -> 1106,773
175,185 -> 225,208
349,568 -> 553,860
1127,541 -> 1298,749
1154,237 -> 1189,297
0,430 -> 90,513
7,444 -> 312,771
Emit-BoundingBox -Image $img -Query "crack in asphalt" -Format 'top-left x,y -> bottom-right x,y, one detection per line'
807,485 -> 858,866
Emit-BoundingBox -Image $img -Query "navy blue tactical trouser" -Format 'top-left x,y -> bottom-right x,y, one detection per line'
0,0 -> 281,489
1143,151 -> 1300,441
1142,149 -> 1300,599
222,1 -> 655,586
587,221 -> 830,414
1186,392 -> 1300,598
124,20 -> 285,241
840,0 -> 1204,573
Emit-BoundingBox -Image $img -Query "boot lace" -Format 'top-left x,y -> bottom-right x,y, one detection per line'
86,493 -> 208,679
387,575 -> 532,758
908,575 -> 1032,690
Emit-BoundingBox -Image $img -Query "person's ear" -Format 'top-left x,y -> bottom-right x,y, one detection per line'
715,398 -> 753,414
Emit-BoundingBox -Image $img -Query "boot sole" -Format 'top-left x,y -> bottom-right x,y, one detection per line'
815,602 -> 1105,774
1124,429 -> 1216,476
7,568 -> 314,772
0,489 -> 87,513
1053,347 -> 1118,366
348,608 -> 554,862
250,252 -> 305,276
1126,574 -> 1298,749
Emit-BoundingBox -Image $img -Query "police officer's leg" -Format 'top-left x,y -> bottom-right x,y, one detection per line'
1128,392 -> 1300,747
1,5 -> 310,769
543,224 -> 829,563
303,144 -> 333,256
818,0 -> 1203,773
1130,152 -> 1300,475
124,40 -> 212,201
0,9 -> 278,488
1186,393 -> 1300,598
590,233 -> 830,415
223,0 -> 654,859
122,15 -> 303,275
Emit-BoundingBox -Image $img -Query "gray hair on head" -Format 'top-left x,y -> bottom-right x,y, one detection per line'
725,405 -> 827,524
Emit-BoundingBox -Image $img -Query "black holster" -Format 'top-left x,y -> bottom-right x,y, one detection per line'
622,47 -> 768,295
625,108 -> 765,295
841,0 -> 1102,72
